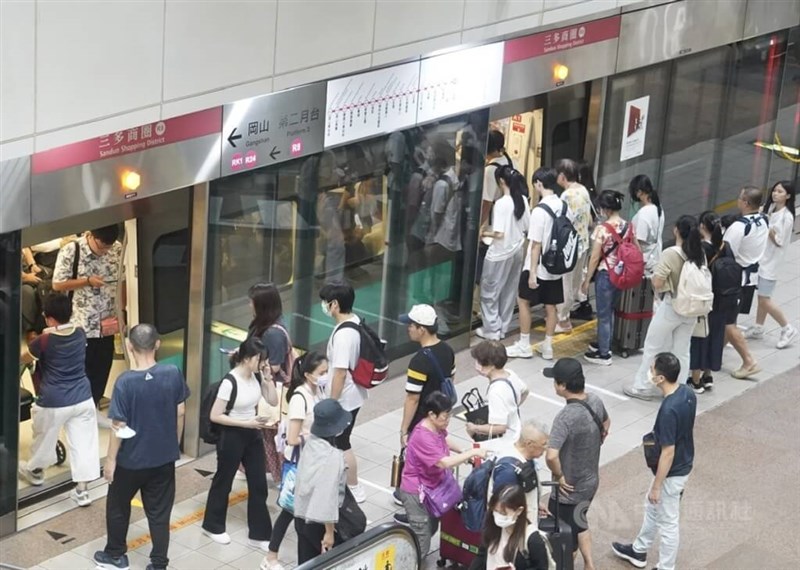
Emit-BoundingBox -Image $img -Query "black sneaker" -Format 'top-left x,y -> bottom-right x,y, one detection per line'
571,301 -> 594,321
392,489 -> 403,507
611,542 -> 647,568
588,341 -> 599,352
702,373 -> 713,390
688,377 -> 705,394
584,349 -> 612,366
94,551 -> 130,570
393,512 -> 410,525
145,565 -> 166,570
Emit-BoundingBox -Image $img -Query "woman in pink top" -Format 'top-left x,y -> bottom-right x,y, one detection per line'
398,391 -> 487,558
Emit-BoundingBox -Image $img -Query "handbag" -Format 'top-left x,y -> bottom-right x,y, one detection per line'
692,315 -> 709,338
463,380 -> 519,442
642,431 -> 660,475
421,470 -> 462,518
277,447 -> 300,512
336,487 -> 367,541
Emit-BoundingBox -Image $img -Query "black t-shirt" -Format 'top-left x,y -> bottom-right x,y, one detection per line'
405,341 -> 455,432
653,384 -> 697,477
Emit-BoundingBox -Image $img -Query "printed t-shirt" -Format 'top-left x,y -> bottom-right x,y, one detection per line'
29,326 -> 92,408
405,341 -> 456,433
108,363 -> 190,469
592,219 -> 628,272
561,183 -> 592,256
400,424 -> 449,494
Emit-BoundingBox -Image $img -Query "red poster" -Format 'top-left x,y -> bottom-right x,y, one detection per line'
32,107 -> 222,175
504,15 -> 621,64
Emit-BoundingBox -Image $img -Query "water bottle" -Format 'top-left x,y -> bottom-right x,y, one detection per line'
614,260 -> 624,275
472,442 -> 482,468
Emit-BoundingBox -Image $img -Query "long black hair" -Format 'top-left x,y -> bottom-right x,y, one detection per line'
629,174 -> 662,216
763,180 -> 796,218
597,189 -> 625,213
229,336 -> 266,368
249,282 -> 282,337
675,215 -> 705,268
287,351 -> 326,401
483,484 -> 528,563
698,210 -> 722,251
495,165 -> 528,220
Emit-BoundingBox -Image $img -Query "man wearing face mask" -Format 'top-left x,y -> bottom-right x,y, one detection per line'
318,281 -> 367,503
612,352 -> 696,570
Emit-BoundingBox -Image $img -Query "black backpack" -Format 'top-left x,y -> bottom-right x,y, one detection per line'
710,244 -> 742,297
335,318 -> 389,389
538,201 -> 580,275
199,373 -> 237,444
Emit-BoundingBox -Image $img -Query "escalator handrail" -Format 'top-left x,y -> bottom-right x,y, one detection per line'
295,522 -> 421,570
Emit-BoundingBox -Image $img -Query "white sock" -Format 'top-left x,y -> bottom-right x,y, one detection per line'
520,333 -> 530,345
544,335 -> 553,346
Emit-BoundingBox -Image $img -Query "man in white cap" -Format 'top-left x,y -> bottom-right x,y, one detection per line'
394,304 -> 455,518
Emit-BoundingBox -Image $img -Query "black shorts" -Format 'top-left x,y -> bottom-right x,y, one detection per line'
718,295 -> 739,325
519,271 -> 564,306
549,496 -> 591,551
333,407 -> 360,451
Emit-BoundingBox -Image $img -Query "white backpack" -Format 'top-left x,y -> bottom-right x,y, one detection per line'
672,248 -> 714,317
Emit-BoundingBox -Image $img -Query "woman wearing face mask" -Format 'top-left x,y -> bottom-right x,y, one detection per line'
628,175 -> 665,276
202,337 -> 279,550
477,166 -> 531,341
261,352 -> 326,570
293,399 -> 352,563
399,391 -> 488,559
470,485 -> 553,570
624,215 -> 706,400
581,190 -> 631,366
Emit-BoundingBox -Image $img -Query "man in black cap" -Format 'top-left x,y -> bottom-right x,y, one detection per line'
293,399 -> 352,563
544,358 -> 610,570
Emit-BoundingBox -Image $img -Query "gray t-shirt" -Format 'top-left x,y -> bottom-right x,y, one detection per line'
548,393 -> 608,505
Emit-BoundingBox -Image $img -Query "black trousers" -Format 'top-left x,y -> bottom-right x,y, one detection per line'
202,426 -> 271,540
104,462 -> 175,569
295,518 -> 326,564
269,509 -> 295,554
85,335 -> 115,404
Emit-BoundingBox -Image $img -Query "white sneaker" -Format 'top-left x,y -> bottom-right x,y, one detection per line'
203,530 -> 231,544
96,411 -> 113,429
623,384 -> 660,400
234,470 -> 247,480
71,488 -> 91,507
348,483 -> 367,504
744,325 -> 764,339
506,340 -> 533,359
554,322 -> 573,334
534,342 -> 553,361
777,325 -> 798,349
248,539 -> 270,552
475,327 -> 502,341
18,463 -> 44,486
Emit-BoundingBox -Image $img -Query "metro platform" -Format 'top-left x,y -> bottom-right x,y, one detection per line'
3,239 -> 798,570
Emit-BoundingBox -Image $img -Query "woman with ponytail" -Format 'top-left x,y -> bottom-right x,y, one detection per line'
262,352 -> 327,570
624,215 -> 705,400
203,336 -> 278,550
629,175 -> 665,275
477,165 -> 530,340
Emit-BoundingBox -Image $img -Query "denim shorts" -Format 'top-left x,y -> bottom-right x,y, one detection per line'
757,277 -> 777,298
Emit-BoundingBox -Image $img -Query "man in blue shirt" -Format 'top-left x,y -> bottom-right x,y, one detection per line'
94,324 -> 189,570
612,352 -> 696,570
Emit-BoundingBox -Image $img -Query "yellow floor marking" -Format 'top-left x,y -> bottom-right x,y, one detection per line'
126,489 -> 249,550
131,498 -> 143,508
532,319 -> 597,344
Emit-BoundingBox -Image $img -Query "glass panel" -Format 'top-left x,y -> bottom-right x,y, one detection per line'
597,64 -> 671,216
0,231 -> 21,531
768,26 -> 800,186
659,47 -> 731,229
202,112 -> 489,389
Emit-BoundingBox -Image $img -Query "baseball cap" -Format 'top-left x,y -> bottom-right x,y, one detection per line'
399,304 -> 437,327
543,357 -> 584,382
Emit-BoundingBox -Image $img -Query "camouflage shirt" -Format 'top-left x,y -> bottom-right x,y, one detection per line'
53,237 -> 121,338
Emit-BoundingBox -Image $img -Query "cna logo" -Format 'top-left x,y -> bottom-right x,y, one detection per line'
563,233 -> 578,267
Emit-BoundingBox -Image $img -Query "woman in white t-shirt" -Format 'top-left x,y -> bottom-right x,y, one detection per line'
203,337 -> 279,551
262,352 -> 326,570
629,175 -> 665,276
745,181 -> 797,349
466,341 -> 528,451
478,166 -> 531,340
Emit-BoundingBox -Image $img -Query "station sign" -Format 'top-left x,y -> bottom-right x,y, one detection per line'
221,83 -> 326,175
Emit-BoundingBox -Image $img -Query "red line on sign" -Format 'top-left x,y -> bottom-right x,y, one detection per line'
503,15 -> 621,64
31,107 -> 222,175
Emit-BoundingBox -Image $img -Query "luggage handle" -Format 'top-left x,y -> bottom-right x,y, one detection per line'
540,480 -> 561,522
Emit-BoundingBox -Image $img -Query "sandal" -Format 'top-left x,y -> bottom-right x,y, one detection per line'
731,363 -> 761,380
260,558 -> 286,570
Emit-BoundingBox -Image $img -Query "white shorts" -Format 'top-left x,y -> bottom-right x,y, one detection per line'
757,277 -> 777,298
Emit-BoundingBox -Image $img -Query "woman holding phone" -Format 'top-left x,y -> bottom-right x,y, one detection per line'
202,336 -> 279,551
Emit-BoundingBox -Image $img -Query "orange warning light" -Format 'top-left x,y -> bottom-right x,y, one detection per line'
121,170 -> 141,191
553,64 -> 569,82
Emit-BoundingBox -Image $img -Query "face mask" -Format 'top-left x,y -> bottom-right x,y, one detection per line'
493,512 -> 518,529
321,300 -> 332,317
648,369 -> 660,386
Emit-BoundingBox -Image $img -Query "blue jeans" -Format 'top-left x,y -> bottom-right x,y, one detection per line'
595,271 -> 619,356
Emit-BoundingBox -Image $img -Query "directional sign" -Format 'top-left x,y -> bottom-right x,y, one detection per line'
221,83 -> 326,176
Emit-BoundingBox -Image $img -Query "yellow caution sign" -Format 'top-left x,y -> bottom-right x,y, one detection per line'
374,544 -> 395,570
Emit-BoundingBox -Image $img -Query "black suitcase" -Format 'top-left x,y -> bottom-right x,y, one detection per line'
539,482 -> 574,570
612,276 -> 654,358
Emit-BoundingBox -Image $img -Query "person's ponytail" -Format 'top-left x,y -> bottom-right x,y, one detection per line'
286,351 -> 326,401
675,215 -> 705,267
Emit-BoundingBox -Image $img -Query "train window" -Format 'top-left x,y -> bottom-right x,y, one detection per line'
152,229 -> 189,334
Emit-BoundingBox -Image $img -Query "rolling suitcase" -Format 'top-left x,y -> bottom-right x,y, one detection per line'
438,508 -> 482,568
539,482 -> 575,570
612,276 -> 654,358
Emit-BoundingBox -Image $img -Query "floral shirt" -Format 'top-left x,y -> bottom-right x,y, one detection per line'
53,237 -> 122,338
560,182 -> 592,256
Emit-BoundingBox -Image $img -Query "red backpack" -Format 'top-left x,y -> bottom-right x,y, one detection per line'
601,222 -> 644,290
